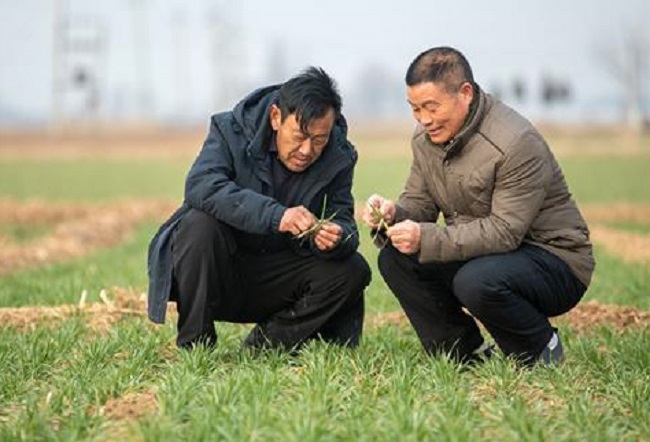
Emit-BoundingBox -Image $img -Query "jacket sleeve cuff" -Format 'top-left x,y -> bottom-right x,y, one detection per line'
270,205 -> 287,233
417,222 -> 440,263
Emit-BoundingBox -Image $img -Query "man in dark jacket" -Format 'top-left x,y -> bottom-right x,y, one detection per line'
148,67 -> 371,350
362,47 -> 594,366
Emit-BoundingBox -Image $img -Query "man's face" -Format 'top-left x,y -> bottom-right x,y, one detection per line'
270,104 -> 335,172
406,81 -> 473,145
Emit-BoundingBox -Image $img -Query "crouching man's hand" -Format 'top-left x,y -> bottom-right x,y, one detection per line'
314,222 -> 342,251
362,194 -> 395,229
386,220 -> 421,254
279,206 -> 315,236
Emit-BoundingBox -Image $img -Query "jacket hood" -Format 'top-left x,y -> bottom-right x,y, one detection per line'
231,84 -> 352,160
232,84 -> 281,144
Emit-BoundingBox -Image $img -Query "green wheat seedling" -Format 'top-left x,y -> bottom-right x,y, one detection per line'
369,203 -> 389,245
295,194 -> 338,241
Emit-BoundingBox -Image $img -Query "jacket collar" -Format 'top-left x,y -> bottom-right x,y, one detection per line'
439,83 -> 487,157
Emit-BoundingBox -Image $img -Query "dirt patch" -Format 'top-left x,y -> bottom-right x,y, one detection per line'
0,127 -> 203,160
1,287 -> 647,349
99,390 -> 158,421
557,300 -> 650,333
581,203 -> 650,265
0,198 -> 177,276
589,225 -> 650,264
0,287 -> 176,333
367,301 -> 650,334
582,203 -> 650,225
0,200 -> 95,225
3,125 -> 648,160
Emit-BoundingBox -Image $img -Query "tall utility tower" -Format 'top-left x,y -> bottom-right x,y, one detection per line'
51,0 -> 107,124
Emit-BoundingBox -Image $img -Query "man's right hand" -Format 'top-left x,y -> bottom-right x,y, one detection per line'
279,206 -> 316,236
362,194 -> 396,229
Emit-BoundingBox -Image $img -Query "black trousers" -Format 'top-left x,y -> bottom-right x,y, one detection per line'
378,243 -> 586,363
170,209 -> 371,349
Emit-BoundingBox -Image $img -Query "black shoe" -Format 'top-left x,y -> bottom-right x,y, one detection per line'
463,341 -> 495,365
538,329 -> 564,365
242,325 -> 304,356
177,332 -> 217,350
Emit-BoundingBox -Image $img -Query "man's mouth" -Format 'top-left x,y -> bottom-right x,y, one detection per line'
427,125 -> 443,137
292,156 -> 311,168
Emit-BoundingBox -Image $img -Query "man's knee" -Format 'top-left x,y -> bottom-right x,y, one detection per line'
313,253 -> 371,301
343,252 -> 372,295
175,209 -> 236,256
377,246 -> 421,301
452,258 -> 504,315
378,245 -> 409,281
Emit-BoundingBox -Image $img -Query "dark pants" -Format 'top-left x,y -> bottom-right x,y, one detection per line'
378,243 -> 586,363
170,209 -> 371,349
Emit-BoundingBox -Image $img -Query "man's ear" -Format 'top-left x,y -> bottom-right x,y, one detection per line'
459,81 -> 474,105
269,104 -> 281,130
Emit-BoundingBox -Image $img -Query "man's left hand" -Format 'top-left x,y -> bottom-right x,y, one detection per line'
314,222 -> 342,251
386,220 -> 421,254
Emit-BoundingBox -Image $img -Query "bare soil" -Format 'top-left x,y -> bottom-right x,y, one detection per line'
367,301 -> 650,335
581,203 -> 650,265
0,127 -> 203,159
0,287 -> 175,333
0,198 -> 177,276
589,225 -> 650,264
2,126 -> 648,160
0,288 -> 647,335
99,390 -> 158,421
581,203 -> 650,225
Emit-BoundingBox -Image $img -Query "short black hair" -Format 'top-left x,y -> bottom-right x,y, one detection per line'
278,67 -> 342,135
405,46 -> 474,93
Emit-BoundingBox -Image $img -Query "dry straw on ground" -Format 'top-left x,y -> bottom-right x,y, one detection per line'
2,199 -> 650,277
0,287 -> 647,335
366,302 -> 650,335
0,287 -> 174,333
1,200 -> 649,336
0,198 -> 177,276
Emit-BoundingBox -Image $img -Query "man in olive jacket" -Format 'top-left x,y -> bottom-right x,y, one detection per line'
148,67 -> 370,349
363,47 -> 594,365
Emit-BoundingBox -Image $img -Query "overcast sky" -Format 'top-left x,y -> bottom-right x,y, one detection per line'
0,0 -> 648,125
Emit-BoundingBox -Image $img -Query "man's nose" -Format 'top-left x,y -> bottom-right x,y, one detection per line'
419,111 -> 432,125
298,138 -> 313,156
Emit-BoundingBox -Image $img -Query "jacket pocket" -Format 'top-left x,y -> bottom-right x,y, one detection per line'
460,167 -> 494,216
530,227 -> 590,249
